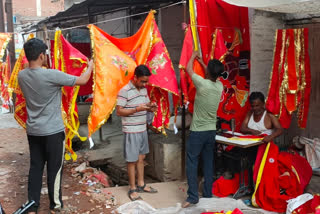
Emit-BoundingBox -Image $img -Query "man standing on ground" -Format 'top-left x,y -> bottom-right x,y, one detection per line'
182,52 -> 224,208
18,38 -> 93,214
116,65 -> 158,201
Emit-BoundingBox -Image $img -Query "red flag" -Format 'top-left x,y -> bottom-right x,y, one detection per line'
53,30 -> 88,161
8,34 -> 34,129
266,28 -> 310,128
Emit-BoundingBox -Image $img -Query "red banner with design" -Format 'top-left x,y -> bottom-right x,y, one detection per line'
8,34 -> 34,128
179,27 -> 205,113
266,28 -> 310,128
180,0 -> 250,131
53,30 -> 88,161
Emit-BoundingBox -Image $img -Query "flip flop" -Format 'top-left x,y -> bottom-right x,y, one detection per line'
128,189 -> 143,201
137,184 -> 158,193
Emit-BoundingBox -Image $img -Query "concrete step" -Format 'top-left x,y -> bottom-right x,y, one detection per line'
103,181 -> 188,209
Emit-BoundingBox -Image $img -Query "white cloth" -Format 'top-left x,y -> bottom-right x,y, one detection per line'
248,110 -> 273,135
286,193 -> 314,214
296,136 -> 320,169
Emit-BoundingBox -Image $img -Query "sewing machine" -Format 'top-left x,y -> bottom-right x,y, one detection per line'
216,117 -> 235,136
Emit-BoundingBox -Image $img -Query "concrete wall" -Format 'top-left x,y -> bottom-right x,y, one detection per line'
96,10 -> 129,38
64,0 -> 85,10
249,9 -> 285,96
159,5 -> 185,79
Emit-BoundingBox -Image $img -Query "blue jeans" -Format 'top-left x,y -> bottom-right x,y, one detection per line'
186,130 -> 216,204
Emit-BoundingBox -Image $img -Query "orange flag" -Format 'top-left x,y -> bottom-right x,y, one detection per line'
0,33 -> 11,62
53,30 -> 88,160
8,34 -> 34,128
88,11 -> 178,135
0,33 -> 11,112
88,25 -> 137,140
0,54 -> 11,112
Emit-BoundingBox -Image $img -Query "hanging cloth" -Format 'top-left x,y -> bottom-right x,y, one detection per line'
87,11 -> 179,138
266,28 -> 311,128
53,30 -> 88,161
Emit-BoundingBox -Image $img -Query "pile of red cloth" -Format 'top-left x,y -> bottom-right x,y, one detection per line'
252,142 -> 312,212
212,171 -> 248,197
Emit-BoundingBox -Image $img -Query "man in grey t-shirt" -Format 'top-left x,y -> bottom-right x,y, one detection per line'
18,38 -> 93,214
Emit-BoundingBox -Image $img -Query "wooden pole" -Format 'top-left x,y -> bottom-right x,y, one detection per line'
181,0 -> 187,180
5,0 -> 15,69
0,0 -> 5,32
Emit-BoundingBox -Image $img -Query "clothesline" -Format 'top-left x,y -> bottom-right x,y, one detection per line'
23,1 -> 186,34
1,1 -> 186,34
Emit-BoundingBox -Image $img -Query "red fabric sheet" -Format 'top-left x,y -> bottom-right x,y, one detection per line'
252,142 -> 312,212
50,41 -> 92,96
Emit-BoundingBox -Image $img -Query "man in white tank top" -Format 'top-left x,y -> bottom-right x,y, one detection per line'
240,92 -> 283,143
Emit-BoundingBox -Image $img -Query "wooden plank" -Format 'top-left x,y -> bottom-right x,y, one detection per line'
216,139 -> 264,148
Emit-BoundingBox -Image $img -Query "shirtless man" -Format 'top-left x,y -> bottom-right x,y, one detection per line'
240,91 -> 283,142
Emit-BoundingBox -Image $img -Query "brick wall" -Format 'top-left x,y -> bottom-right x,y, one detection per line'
12,0 -> 64,19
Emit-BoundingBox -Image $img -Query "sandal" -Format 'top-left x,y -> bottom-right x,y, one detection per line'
128,189 -> 143,201
137,184 -> 158,193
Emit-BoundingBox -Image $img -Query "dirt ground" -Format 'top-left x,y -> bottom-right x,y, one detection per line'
0,126 -> 114,214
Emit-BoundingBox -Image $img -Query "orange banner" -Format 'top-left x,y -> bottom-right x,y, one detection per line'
88,25 -> 137,138
0,54 -> 11,111
0,33 -> 11,62
88,11 -> 178,136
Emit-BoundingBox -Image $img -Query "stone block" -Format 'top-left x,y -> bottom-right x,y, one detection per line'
145,130 -> 183,181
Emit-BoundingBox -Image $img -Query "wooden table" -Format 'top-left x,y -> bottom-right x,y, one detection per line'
215,132 -> 264,199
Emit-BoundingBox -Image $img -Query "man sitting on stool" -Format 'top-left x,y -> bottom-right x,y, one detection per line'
224,92 -> 283,186
240,91 -> 283,142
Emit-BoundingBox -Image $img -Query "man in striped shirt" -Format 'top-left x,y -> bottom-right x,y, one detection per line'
116,65 -> 158,201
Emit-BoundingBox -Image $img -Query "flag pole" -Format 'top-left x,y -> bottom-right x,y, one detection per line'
189,0 -> 202,55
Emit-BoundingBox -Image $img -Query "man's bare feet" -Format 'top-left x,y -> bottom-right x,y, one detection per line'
182,201 -> 192,208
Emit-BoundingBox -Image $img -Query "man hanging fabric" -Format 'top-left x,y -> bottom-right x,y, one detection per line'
179,0 -> 251,131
